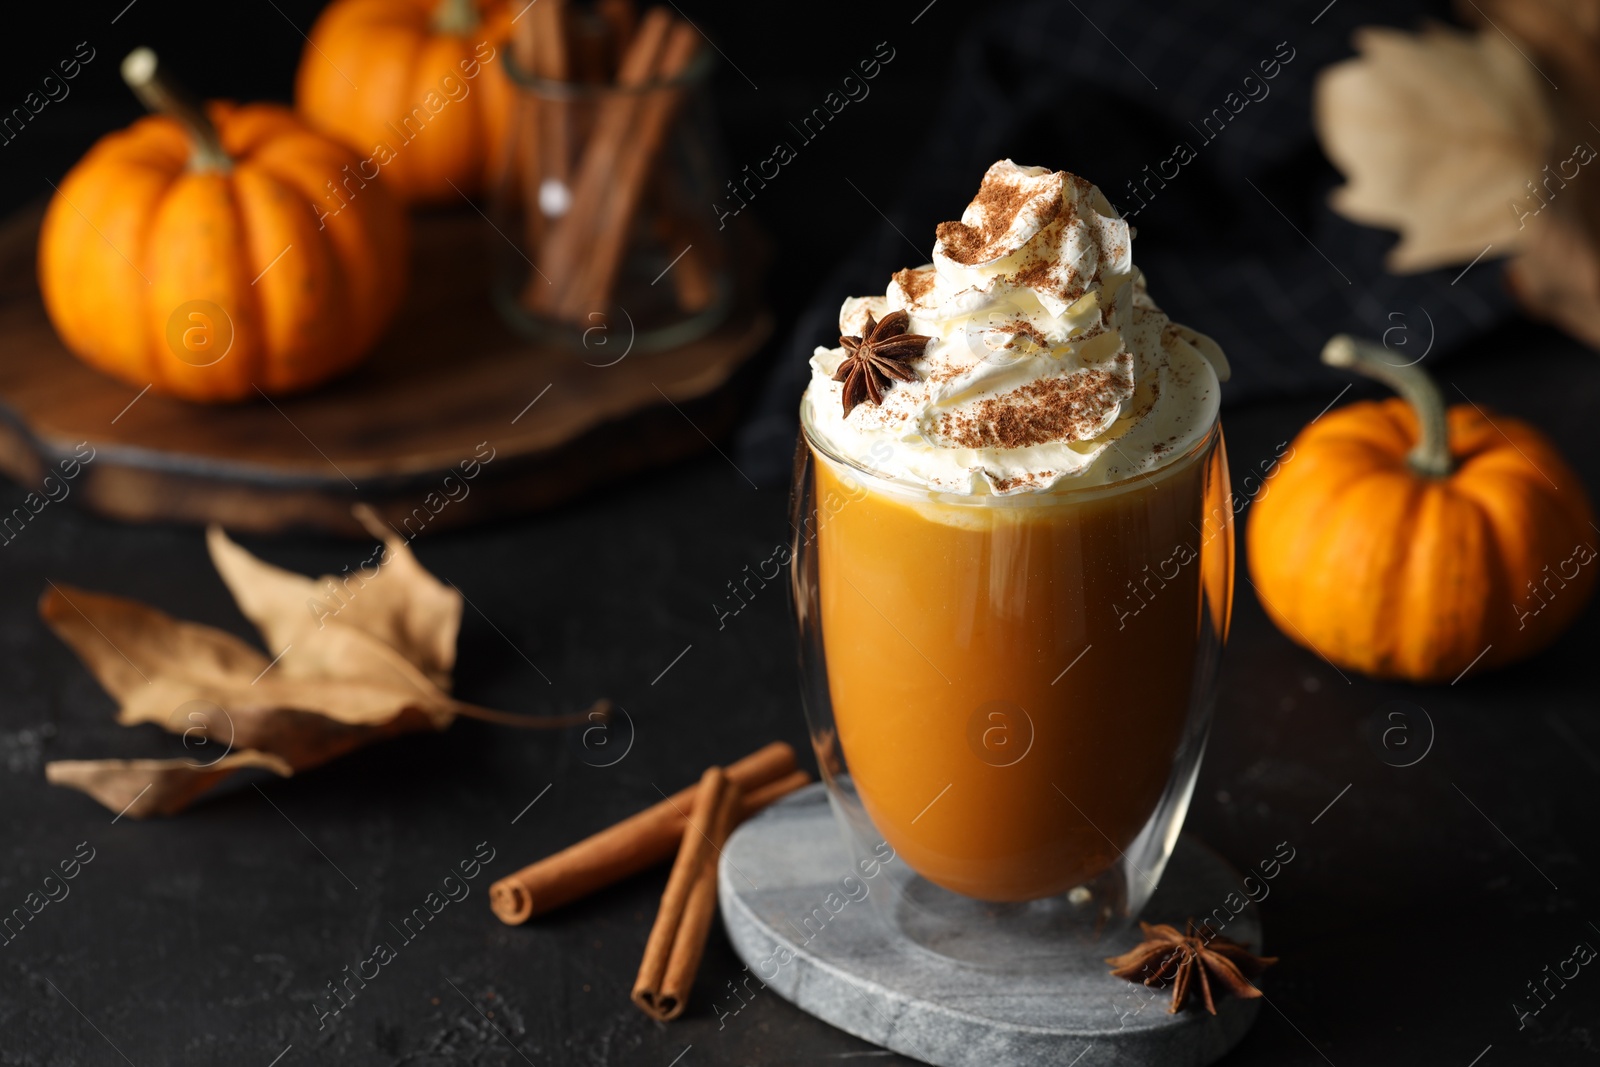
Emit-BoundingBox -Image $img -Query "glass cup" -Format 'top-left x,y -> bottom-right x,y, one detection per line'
789,400 -> 1233,961
491,46 -> 731,352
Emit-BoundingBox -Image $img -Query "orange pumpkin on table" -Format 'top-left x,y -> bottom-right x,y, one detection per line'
295,0 -> 514,204
38,48 -> 408,403
1247,335 -> 1596,683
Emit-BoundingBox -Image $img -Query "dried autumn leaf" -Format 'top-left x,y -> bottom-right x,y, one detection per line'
1458,0 -> 1600,86
1314,22 -> 1555,271
45,752 -> 293,819
39,583 -> 451,816
42,519 -> 597,817
206,504 -> 460,689
40,584 -> 457,732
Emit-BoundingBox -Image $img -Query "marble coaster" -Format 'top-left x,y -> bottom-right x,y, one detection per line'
718,784 -> 1261,1067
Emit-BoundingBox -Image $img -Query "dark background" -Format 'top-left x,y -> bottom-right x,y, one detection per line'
3,2 -> 1599,1065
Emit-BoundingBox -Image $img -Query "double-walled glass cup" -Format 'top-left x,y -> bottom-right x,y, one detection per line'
789,402 -> 1233,960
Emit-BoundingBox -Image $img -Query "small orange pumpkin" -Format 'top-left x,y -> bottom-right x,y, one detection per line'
1247,335 -> 1596,683
294,0 -> 514,204
38,48 -> 408,403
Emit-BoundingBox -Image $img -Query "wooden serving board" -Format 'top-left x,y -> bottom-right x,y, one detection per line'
0,204 -> 771,536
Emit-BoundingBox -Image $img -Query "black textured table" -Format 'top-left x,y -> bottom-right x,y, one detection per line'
6,0 -> 1600,1060
2,322 -> 1598,1066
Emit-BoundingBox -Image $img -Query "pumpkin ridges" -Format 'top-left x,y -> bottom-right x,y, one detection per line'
1362,398 -> 1429,458
293,3 -> 426,142
1457,445 -> 1587,526
88,116 -> 190,172
53,119 -> 205,384
1305,468 -> 1424,676
280,132 -> 409,350
325,22 -> 426,162
40,162 -> 169,384
1451,406 -> 1595,536
1452,486 -> 1523,666
357,28 -> 432,193
1454,472 -> 1551,658
143,173 -> 260,400
223,175 -> 269,393
1292,398 -> 1414,455
1394,483 -> 1496,680
246,139 -> 405,359
231,164 -> 346,395
1249,457 -> 1358,657
90,168 -> 172,382
1245,435 -> 1398,625
216,102 -> 310,160
245,129 -> 359,236
213,100 -> 344,386
409,36 -> 483,200
1456,408 -> 1594,525
1456,460 -> 1597,656
38,170 -> 113,372
1441,404 -> 1503,463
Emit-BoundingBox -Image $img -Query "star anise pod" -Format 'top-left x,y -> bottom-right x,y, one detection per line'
833,309 -> 931,417
1105,920 -> 1277,1015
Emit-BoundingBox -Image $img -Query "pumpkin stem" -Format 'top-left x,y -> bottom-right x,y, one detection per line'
120,48 -> 232,173
432,0 -> 480,33
1321,334 -> 1453,477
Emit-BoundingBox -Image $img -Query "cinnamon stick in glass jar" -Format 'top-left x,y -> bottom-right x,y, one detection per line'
554,18 -> 699,320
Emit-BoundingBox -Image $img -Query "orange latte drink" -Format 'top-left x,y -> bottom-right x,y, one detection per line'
799,161 -> 1230,903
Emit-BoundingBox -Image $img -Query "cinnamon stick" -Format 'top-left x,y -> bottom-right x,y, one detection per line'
567,4 -> 617,84
596,0 -> 638,67
740,768 -> 809,812
488,740 -> 797,924
513,0 -> 570,303
532,0 -> 572,183
633,770 -> 741,1019
529,6 -> 673,313
631,767 -> 732,1017
557,18 -> 699,320
511,3 -> 544,261
650,197 -> 718,313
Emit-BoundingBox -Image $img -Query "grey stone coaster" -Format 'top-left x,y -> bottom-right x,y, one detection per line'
719,784 -> 1262,1067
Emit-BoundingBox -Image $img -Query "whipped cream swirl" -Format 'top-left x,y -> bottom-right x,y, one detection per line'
802,160 -> 1229,494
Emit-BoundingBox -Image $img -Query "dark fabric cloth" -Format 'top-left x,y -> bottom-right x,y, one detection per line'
734,0 -> 1516,485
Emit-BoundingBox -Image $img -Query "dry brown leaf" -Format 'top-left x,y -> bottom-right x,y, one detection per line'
1453,0 -> 1600,350
40,585 -> 457,731
1457,0 -> 1600,75
206,504 -> 460,689
45,752 -> 293,819
42,514 -> 597,817
1315,22 -> 1555,271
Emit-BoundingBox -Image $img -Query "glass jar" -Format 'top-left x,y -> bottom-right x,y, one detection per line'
491,45 -> 731,352
789,401 -> 1233,961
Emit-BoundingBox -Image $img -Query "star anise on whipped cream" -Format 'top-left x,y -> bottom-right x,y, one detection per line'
1105,920 -> 1277,1015
833,309 -> 931,417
